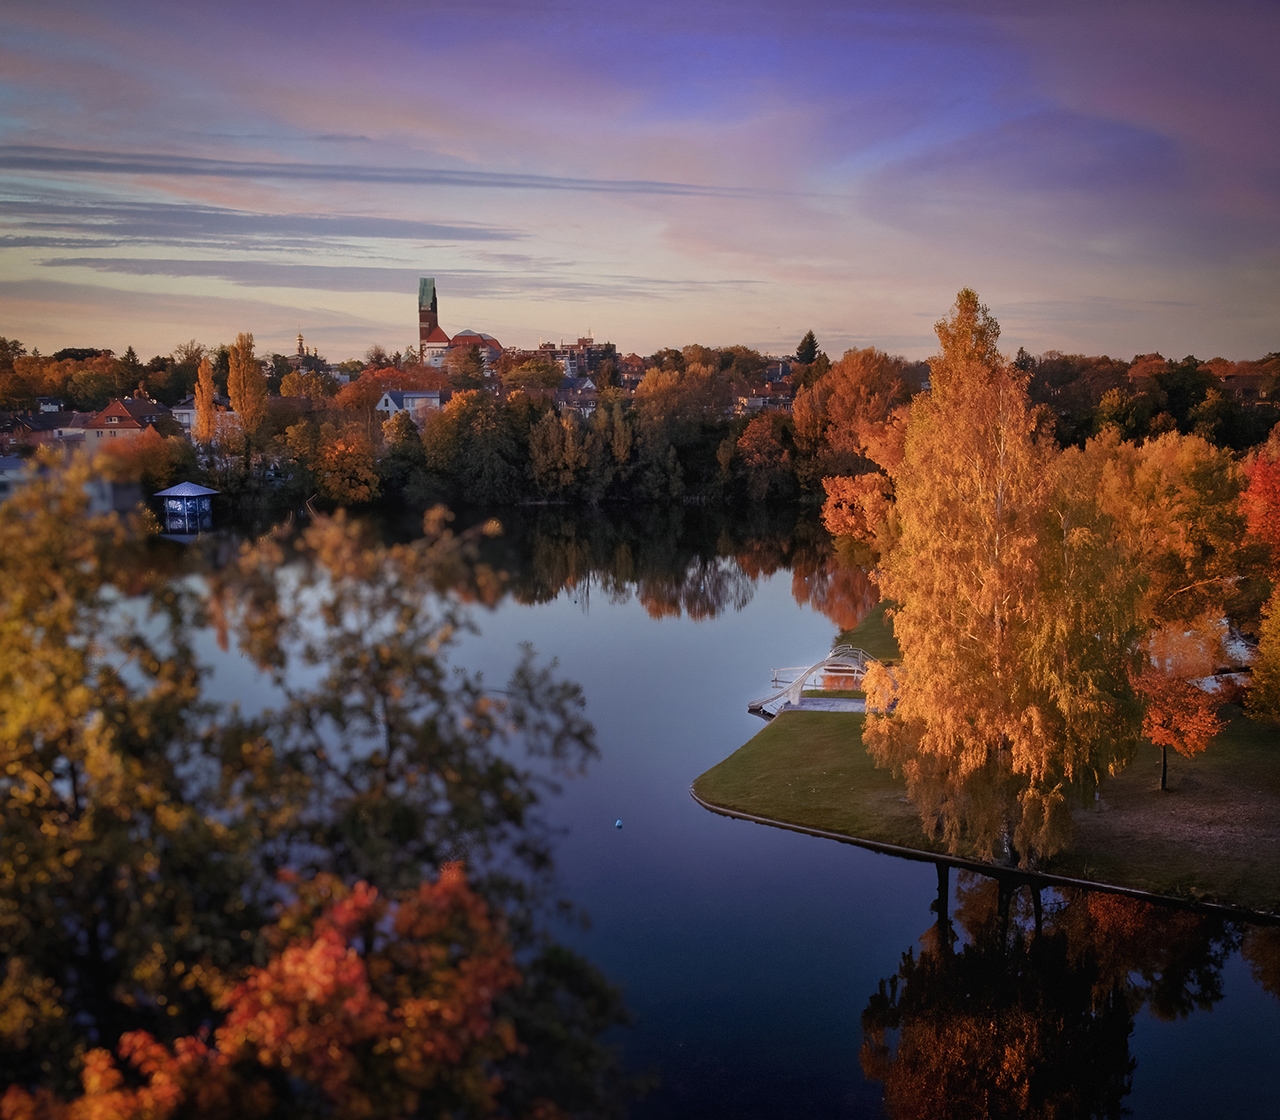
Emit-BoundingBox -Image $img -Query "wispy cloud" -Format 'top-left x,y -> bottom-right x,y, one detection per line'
0,197 -> 520,244
0,145 -> 770,198
39,256 -> 763,302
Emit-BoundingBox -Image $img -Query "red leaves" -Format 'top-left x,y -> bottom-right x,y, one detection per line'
1243,442 -> 1280,574
3,865 -> 522,1120
1134,664 -> 1222,759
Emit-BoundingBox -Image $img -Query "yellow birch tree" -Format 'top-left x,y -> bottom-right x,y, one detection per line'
865,290 -> 1144,862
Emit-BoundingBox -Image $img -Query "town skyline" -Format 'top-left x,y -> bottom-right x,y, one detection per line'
2,0 -> 1278,362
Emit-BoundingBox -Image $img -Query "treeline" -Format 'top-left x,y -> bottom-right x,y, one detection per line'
0,337 -> 360,412
6,329 -> 1280,516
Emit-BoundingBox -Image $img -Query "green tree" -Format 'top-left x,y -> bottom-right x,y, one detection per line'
796,330 -> 819,365
444,345 -> 487,390
115,345 -> 143,396
377,410 -> 429,498
501,357 -> 563,392
0,336 -> 25,373
422,390 -> 522,505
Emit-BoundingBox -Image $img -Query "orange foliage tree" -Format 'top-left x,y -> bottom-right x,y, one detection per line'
1243,438 -> 1280,572
314,421 -> 380,504
0,866 -> 537,1120
95,426 -> 190,492
1133,664 -> 1223,791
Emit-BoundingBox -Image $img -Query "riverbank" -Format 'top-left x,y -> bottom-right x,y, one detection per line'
691,707 -> 1280,915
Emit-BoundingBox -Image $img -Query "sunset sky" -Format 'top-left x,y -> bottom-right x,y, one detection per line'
1,0 -> 1276,362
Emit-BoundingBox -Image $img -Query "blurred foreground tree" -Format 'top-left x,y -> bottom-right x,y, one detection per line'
0,458 -> 626,1113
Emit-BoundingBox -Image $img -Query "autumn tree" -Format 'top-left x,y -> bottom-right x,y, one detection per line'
1243,428 -> 1280,575
0,868 -> 543,1119
734,413 -> 794,502
822,347 -> 915,468
0,455 -> 258,1092
631,363 -> 733,500
314,420 -> 379,504
444,345 -> 488,390
528,409 -> 588,498
1248,593 -> 1280,720
96,425 -> 195,493
501,357 -> 563,393
280,367 -> 338,401
864,291 -> 1143,862
192,355 -> 217,445
0,460 -> 625,1106
226,331 -> 266,453
1133,664 -> 1222,791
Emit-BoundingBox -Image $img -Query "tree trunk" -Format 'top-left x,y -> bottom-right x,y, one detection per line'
997,877 -> 1012,954
933,862 -> 953,956
1160,744 -> 1168,792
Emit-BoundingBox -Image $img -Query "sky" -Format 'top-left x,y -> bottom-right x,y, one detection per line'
1,0 -> 1277,362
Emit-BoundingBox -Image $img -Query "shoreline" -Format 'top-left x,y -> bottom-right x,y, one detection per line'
691,708 -> 1280,920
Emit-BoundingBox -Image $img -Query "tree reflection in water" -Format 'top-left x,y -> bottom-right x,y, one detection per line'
471,504 -> 877,630
0,466 -> 631,1115
861,865 -> 1255,1119
0,477 -> 884,1112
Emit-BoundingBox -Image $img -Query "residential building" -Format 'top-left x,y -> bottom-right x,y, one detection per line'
376,389 -> 447,427
84,393 -> 172,442
447,330 -> 504,373
508,337 -> 617,378
554,376 -> 598,417
2,411 -> 92,450
171,393 -> 231,433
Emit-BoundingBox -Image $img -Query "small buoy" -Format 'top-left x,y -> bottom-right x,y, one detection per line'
614,819 -> 623,829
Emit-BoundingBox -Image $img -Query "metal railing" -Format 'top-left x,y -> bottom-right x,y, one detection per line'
748,645 -> 878,718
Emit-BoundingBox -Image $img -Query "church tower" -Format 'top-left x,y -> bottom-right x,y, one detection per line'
418,277 -> 451,364
419,278 -> 439,344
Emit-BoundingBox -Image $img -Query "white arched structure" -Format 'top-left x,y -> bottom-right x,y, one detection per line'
747,644 -> 877,719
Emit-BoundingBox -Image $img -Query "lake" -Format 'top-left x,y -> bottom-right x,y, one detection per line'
205,506 -> 1280,1117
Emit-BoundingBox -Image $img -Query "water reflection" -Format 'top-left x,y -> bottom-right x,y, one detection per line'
471,505 -> 876,629
863,865 -> 1260,1119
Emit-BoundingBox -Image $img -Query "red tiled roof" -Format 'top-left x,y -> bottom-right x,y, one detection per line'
84,397 -> 169,430
421,326 -> 451,345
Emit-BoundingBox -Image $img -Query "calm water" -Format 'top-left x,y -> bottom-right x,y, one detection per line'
208,511 -> 1280,1117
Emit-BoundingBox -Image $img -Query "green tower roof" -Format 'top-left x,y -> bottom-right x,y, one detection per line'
418,277 -> 437,312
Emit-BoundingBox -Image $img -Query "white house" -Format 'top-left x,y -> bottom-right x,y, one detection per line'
376,389 -> 445,427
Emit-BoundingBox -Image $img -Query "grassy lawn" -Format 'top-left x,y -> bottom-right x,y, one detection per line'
1049,707 -> 1280,912
692,711 -> 946,855
837,601 -> 901,663
693,706 -> 1280,914
802,688 -> 865,699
